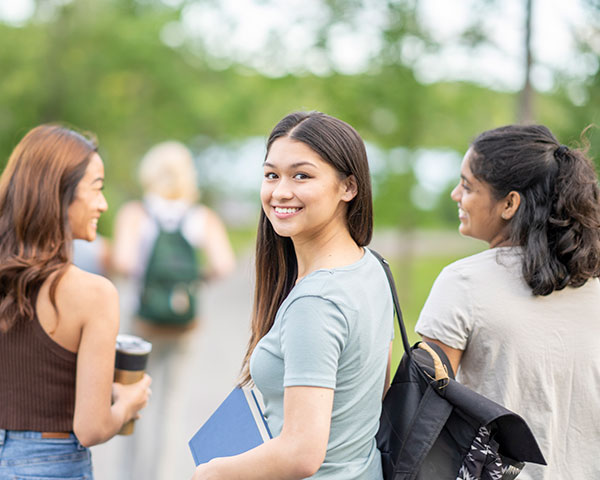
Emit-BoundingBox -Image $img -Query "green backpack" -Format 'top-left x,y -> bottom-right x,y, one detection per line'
137,214 -> 200,326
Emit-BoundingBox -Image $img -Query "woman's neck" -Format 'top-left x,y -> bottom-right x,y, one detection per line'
293,228 -> 363,282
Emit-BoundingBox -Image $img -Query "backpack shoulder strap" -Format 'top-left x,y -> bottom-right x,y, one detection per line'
369,249 -> 412,357
143,200 -> 192,236
142,200 -> 162,229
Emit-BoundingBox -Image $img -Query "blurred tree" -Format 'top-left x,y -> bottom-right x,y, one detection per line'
518,0 -> 534,123
0,0 -> 597,236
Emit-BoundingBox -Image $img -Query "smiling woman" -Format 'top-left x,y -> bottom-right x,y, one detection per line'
192,112 -> 394,480
416,124 -> 600,480
0,124 -> 151,479
450,147 -> 520,247
67,153 -> 108,242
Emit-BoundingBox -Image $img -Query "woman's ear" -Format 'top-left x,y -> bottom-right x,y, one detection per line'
341,175 -> 358,202
500,191 -> 521,220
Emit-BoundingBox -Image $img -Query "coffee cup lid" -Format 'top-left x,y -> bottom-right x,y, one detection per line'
116,334 -> 152,355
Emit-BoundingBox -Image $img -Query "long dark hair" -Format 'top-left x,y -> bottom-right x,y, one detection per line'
240,111 -> 373,384
470,124 -> 600,295
0,124 -> 98,332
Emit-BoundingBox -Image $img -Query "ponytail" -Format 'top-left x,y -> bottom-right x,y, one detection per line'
544,145 -> 600,292
470,125 -> 600,296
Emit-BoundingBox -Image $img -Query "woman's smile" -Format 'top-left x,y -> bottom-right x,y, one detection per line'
273,206 -> 303,218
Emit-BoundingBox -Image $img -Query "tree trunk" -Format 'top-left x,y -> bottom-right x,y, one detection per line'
518,0 -> 534,123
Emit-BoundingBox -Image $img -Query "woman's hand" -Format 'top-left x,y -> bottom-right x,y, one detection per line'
191,460 -> 218,480
112,373 -> 152,422
187,386 -> 333,480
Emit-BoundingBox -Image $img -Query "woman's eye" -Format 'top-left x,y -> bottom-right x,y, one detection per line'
264,172 -> 277,179
294,173 -> 309,180
461,182 -> 470,192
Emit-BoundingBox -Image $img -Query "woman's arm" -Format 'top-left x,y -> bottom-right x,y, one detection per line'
383,341 -> 393,398
191,386 -> 334,480
71,273 -> 151,446
111,202 -> 144,276
421,336 -> 463,375
199,207 -> 236,280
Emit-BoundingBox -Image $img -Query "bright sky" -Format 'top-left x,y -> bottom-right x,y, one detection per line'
415,0 -> 595,96
171,0 -> 595,95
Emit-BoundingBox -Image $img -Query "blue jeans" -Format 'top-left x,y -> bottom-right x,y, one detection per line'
0,430 -> 93,479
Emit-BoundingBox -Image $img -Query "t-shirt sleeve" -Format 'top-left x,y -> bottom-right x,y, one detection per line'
280,295 -> 348,389
415,264 -> 473,350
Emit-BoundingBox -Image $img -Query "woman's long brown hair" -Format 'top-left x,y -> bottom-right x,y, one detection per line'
240,112 -> 373,385
0,124 -> 97,332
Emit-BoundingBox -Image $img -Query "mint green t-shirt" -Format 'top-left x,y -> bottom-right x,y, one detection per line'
250,248 -> 394,479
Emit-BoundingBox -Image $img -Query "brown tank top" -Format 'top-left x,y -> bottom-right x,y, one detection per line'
0,290 -> 77,431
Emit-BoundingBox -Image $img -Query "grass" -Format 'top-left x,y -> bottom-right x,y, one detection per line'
387,254 -> 467,370
226,227 -> 258,255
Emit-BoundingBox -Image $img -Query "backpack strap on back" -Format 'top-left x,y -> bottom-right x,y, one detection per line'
369,249 -> 413,358
143,200 -> 190,232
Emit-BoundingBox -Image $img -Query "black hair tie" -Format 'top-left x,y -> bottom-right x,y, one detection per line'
554,144 -> 569,160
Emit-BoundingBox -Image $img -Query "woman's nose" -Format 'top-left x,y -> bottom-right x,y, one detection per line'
99,192 -> 108,212
272,178 -> 293,200
450,184 -> 461,203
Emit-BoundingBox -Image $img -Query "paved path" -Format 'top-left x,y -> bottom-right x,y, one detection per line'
91,251 -> 255,480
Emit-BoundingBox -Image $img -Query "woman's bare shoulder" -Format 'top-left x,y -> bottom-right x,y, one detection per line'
198,205 -> 227,228
115,201 -> 146,221
58,265 -> 118,310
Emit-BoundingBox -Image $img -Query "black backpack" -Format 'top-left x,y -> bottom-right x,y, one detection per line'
372,251 -> 547,480
137,210 -> 200,326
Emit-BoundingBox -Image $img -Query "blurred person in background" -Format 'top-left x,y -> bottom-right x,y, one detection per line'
192,111 -> 394,479
416,125 -> 600,480
112,140 -> 235,479
73,235 -> 111,277
0,125 -> 151,479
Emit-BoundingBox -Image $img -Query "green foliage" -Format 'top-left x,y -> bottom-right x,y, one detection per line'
0,0 -> 599,238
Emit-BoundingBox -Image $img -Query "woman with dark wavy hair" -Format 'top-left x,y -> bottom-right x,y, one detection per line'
416,124 -> 600,480
192,112 -> 393,479
0,125 -> 151,478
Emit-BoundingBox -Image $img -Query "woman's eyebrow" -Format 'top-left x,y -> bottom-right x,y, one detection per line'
263,161 -> 317,169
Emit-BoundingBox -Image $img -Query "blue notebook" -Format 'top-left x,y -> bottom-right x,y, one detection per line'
188,386 -> 272,466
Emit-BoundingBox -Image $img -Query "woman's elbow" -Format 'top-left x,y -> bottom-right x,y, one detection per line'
217,259 -> 236,279
73,421 -> 111,447
289,444 -> 326,478
73,428 -> 99,448
293,460 -> 322,479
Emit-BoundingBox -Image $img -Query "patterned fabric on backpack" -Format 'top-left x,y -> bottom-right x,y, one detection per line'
457,426 -> 525,480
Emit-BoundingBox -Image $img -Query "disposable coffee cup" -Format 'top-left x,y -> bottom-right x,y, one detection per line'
114,334 -> 152,435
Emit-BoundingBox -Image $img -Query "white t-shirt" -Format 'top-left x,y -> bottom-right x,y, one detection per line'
416,247 -> 600,480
